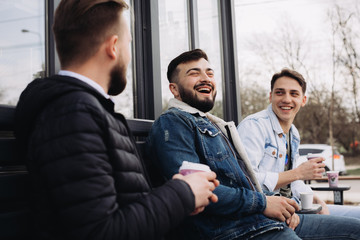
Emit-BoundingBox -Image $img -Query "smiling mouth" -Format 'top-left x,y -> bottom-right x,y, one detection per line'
280,106 -> 293,110
195,84 -> 213,94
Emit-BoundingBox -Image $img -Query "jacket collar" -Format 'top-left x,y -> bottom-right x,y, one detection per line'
167,98 -> 263,193
168,98 -> 207,117
266,104 -> 300,139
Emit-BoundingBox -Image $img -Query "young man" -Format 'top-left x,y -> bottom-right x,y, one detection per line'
147,49 -> 360,240
237,68 -> 360,219
14,1 -> 219,239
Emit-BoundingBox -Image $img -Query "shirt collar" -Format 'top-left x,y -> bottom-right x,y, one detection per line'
168,98 -> 207,117
267,104 -> 300,140
58,70 -> 113,101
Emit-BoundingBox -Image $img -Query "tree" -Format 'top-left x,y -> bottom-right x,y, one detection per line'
331,4 -> 360,125
239,83 -> 268,119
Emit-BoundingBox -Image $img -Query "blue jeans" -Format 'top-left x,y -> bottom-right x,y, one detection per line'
250,214 -> 360,240
328,204 -> 360,219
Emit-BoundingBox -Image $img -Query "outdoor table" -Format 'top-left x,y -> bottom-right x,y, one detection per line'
310,184 -> 351,205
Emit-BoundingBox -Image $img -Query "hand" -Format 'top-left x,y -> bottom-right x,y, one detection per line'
286,213 -> 300,230
313,195 -> 330,215
264,196 -> 300,222
295,157 -> 325,180
173,171 -> 219,214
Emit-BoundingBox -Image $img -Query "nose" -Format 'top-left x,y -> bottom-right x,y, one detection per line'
200,71 -> 212,83
282,93 -> 291,103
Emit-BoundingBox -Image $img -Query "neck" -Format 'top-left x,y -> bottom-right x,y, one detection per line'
63,60 -> 110,93
279,120 -> 291,134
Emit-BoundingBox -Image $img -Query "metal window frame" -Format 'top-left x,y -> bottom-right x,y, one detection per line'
218,0 -> 241,124
187,0 -> 199,50
46,0 -> 61,76
132,0 -> 162,120
46,0 -> 241,122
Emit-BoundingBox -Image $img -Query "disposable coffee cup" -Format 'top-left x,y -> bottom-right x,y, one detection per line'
307,153 -> 323,160
300,192 -> 313,210
326,171 -> 339,187
179,161 -> 211,176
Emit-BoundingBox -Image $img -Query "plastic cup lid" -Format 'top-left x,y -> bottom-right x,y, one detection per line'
179,161 -> 211,172
307,153 -> 323,158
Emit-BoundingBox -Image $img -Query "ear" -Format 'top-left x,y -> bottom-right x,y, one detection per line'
269,91 -> 272,103
169,83 -> 181,99
301,95 -> 307,107
105,35 -> 119,60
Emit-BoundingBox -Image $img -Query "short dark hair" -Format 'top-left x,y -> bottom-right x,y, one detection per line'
167,49 -> 208,83
271,68 -> 307,94
53,0 -> 128,68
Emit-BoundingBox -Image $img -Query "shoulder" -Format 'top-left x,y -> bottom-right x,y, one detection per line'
238,109 -> 270,132
155,108 -> 196,127
242,108 -> 270,123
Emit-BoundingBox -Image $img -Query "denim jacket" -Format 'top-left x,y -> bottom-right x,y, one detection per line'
237,104 -> 312,200
147,99 -> 284,240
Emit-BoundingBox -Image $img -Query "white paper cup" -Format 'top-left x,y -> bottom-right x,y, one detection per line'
179,161 -> 211,175
307,153 -> 323,160
326,171 -> 339,187
300,192 -> 313,209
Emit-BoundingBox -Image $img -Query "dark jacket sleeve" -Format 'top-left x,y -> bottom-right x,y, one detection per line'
27,95 -> 194,240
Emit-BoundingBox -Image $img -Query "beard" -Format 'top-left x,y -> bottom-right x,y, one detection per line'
108,63 -> 127,96
178,84 -> 216,113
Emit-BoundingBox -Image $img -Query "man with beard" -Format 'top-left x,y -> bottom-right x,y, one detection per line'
147,49 -> 360,239
14,1 -> 219,239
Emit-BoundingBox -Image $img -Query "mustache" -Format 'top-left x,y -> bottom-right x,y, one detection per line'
194,83 -> 214,90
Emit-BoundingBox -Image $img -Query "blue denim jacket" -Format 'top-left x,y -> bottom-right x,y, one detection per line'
237,104 -> 312,200
147,99 -> 283,240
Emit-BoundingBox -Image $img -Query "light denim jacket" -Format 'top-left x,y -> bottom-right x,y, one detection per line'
147,99 -> 284,240
237,104 -> 312,200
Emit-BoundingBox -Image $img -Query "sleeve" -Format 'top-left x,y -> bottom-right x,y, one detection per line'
291,180 -> 313,199
147,113 -> 267,218
237,119 -> 279,192
28,101 -> 194,240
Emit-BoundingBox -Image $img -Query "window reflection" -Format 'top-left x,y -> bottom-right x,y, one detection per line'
158,0 -> 189,109
197,0 -> 223,118
0,0 -> 44,105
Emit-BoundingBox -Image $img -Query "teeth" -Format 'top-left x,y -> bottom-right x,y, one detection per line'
281,106 -> 291,110
198,88 -> 211,93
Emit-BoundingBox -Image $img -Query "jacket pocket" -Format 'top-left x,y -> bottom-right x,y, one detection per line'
260,145 -> 279,172
196,124 -> 230,162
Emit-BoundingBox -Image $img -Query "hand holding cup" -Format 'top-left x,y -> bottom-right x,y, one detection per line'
296,154 -> 325,180
173,161 -> 219,215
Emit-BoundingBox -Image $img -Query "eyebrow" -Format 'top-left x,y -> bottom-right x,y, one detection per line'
274,88 -> 300,93
185,67 -> 214,74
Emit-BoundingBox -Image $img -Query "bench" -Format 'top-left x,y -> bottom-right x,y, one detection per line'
0,104 -> 156,239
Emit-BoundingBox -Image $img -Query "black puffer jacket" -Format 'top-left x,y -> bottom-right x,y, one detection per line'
15,75 -> 194,240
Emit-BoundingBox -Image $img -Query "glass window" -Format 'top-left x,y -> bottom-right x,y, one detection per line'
158,0 -> 189,109
197,0 -> 223,118
113,0 -> 133,118
0,0 -> 45,105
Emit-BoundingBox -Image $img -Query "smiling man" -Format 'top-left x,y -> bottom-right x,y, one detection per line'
13,1 -> 220,239
237,68 -> 360,219
147,51 -> 360,239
